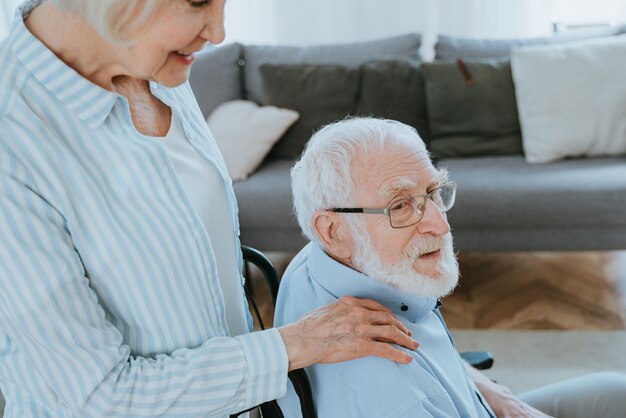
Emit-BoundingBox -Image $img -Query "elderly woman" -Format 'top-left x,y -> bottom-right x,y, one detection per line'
0,0 -> 419,416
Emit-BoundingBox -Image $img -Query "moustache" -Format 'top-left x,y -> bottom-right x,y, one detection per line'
403,234 -> 447,259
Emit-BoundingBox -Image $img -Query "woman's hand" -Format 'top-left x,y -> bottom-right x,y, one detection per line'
278,296 -> 419,371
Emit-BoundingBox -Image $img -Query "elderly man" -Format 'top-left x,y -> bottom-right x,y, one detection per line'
274,117 -> 626,418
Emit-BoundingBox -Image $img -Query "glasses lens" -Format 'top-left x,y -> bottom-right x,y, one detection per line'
437,183 -> 456,211
388,183 -> 456,228
389,196 -> 425,228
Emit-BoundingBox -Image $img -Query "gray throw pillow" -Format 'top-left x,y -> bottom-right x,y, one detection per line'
189,43 -> 244,118
260,63 -> 360,160
354,59 -> 430,145
420,59 -> 522,158
434,27 -> 622,60
244,33 -> 422,103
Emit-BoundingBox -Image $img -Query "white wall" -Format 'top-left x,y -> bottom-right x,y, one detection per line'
2,0 -> 625,53
224,0 -> 626,60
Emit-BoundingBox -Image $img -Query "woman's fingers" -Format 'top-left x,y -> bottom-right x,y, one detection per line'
340,297 -> 413,337
360,340 -> 413,364
367,310 -> 413,337
362,324 -> 419,350
279,298 -> 419,370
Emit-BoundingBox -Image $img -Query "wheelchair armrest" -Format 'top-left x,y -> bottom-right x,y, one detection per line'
460,351 -> 494,370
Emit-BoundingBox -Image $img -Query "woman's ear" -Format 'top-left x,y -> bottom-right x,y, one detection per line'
311,211 -> 353,262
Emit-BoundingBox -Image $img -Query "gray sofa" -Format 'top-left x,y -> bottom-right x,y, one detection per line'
190,30 -> 626,253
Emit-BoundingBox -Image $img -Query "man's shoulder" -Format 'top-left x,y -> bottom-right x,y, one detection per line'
274,243 -> 335,325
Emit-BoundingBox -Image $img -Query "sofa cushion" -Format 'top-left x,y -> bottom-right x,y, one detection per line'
243,33 -> 422,103
189,43 -> 243,118
354,58 -> 430,144
511,36 -> 626,163
440,156 -> 626,230
206,100 -> 299,181
233,159 -> 307,251
421,59 -> 522,158
434,27 -> 622,60
260,63 -> 360,160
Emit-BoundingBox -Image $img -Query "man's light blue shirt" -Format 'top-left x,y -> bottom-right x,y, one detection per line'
0,4 -> 288,417
275,243 -> 495,418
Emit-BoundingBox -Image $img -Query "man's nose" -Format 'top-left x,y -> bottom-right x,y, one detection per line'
415,199 -> 451,236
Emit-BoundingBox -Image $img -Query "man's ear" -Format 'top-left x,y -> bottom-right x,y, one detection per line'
311,211 -> 353,262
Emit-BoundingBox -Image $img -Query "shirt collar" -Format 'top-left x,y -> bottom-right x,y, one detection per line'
307,243 -> 438,323
9,3 -> 118,130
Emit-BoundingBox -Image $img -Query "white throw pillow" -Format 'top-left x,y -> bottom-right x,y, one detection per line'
207,100 -> 299,181
511,35 -> 626,163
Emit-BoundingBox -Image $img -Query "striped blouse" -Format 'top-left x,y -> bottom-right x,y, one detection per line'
0,4 -> 288,417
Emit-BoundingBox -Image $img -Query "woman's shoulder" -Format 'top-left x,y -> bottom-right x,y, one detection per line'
0,40 -> 29,124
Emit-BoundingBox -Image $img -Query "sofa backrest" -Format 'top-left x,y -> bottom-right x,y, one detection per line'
434,26 -> 623,60
189,42 -> 244,118
189,33 -> 422,119
242,33 -> 422,103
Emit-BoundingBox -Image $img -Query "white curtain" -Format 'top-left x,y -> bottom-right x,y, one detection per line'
3,1 -> 624,53
0,0 -> 22,40
224,0 -> 626,60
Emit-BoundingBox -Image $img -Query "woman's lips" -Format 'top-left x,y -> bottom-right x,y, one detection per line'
172,51 -> 195,65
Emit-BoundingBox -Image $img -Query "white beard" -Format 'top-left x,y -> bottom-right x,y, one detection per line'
348,220 -> 459,299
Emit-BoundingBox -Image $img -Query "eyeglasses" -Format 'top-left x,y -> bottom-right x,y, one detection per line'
328,181 -> 457,229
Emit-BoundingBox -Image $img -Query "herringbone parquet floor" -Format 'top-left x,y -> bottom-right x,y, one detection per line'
440,251 -> 626,330
249,251 -> 626,331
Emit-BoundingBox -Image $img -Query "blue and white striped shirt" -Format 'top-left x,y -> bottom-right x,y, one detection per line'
0,5 -> 288,417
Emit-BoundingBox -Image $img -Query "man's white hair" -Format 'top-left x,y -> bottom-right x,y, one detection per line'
47,0 -> 161,44
291,117 -> 428,244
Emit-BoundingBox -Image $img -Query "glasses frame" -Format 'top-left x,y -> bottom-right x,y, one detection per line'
328,181 -> 457,229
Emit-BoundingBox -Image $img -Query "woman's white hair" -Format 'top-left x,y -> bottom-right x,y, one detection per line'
47,0 -> 161,44
290,117 -> 428,244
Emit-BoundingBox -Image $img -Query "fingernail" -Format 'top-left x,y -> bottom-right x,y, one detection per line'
413,340 -> 419,350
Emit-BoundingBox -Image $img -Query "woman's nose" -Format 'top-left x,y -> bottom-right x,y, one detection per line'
200,2 -> 226,44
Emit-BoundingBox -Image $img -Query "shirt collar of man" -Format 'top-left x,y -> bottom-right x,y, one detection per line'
307,242 -> 438,323
10,4 -> 175,131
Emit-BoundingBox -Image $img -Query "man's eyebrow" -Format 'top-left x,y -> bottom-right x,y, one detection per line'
379,169 -> 450,201
379,178 -> 417,201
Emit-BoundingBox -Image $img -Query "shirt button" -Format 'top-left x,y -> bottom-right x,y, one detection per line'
400,304 -> 408,312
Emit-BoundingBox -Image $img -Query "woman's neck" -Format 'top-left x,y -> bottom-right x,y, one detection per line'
24,2 -> 143,92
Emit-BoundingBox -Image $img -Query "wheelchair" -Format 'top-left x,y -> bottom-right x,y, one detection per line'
232,246 -> 493,418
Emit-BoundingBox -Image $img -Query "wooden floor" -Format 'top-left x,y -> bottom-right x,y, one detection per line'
248,251 -> 626,331
441,251 -> 626,330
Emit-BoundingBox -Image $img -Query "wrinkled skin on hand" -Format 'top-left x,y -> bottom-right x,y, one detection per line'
278,296 -> 419,371
466,362 -> 554,418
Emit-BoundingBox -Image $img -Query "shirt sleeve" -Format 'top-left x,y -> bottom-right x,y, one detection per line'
0,144 -> 289,416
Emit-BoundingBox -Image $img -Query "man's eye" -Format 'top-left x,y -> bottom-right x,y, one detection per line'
189,0 -> 211,7
391,200 -> 409,211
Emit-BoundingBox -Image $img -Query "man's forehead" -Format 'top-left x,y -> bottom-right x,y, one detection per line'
352,145 -> 443,200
